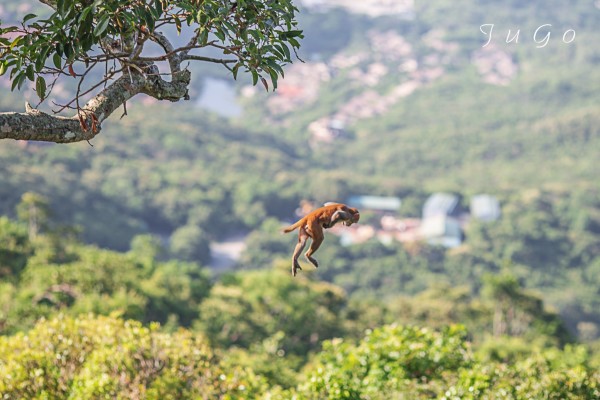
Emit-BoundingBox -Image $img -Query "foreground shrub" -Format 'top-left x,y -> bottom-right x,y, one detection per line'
0,314 -> 265,399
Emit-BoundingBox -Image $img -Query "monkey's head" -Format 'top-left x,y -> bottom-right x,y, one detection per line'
345,209 -> 360,226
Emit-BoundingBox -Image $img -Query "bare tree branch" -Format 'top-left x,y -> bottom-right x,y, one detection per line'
181,55 -> 237,64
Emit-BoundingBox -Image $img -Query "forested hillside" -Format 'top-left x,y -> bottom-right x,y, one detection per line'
1,221 -> 599,398
1,0 -> 600,397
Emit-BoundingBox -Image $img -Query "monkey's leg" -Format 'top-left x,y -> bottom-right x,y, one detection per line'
305,227 -> 324,269
292,229 -> 308,276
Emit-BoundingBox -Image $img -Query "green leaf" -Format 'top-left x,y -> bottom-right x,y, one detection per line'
251,69 -> 259,86
57,0 -> 73,17
35,46 -> 52,72
232,63 -> 240,80
142,9 -> 155,32
152,0 -> 164,19
36,76 -> 47,100
56,0 -> 65,15
215,29 -> 226,42
93,15 -> 110,37
260,77 -> 269,91
78,6 -> 93,23
0,26 -> 19,34
249,30 -> 262,42
0,62 -> 6,76
278,43 -> 291,60
11,72 -> 26,91
26,65 -> 35,82
283,30 -> 303,39
269,60 -> 284,76
10,72 -> 21,90
223,20 -> 236,35
198,29 -> 209,46
23,14 -> 37,23
268,68 -> 278,90
9,65 -> 19,80
288,37 -> 300,48
9,36 -> 22,50
174,17 -> 181,35
64,43 -> 73,59
53,53 -> 62,69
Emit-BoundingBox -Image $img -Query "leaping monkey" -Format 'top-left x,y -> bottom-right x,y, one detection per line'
283,203 -> 360,276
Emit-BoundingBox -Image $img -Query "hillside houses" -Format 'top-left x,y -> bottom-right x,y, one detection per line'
298,0 -> 415,18
318,193 -> 500,248
241,24 -> 463,148
472,44 -> 518,86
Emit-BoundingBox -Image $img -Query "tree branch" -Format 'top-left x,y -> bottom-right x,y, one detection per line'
150,31 -> 182,74
1,0 -> 300,143
1,5 -> 194,144
0,64 -> 191,143
181,55 -> 237,64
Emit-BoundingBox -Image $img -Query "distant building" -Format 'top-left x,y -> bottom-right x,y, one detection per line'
471,194 -> 501,222
422,193 -> 462,219
347,195 -> 401,213
420,193 -> 465,247
419,214 -> 463,248
338,225 -> 376,246
309,117 -> 348,144
381,217 -> 422,243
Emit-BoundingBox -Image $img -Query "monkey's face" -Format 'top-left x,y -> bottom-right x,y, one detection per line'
345,211 -> 360,226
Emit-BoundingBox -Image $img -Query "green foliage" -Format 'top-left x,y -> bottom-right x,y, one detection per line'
0,217 -> 31,280
285,324 -> 600,400
0,107 -> 300,249
219,333 -> 305,389
241,187 -> 600,339
292,324 -> 470,399
446,351 -> 600,399
2,316 -> 598,399
169,224 -> 211,264
0,0 -> 302,100
196,267 -> 347,357
16,192 -> 50,240
0,314 -> 267,399
129,234 -> 165,268
1,0 -> 600,396
0,221 -> 211,334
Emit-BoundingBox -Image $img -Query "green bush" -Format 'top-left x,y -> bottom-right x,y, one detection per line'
295,324 -> 470,400
0,314 -> 266,399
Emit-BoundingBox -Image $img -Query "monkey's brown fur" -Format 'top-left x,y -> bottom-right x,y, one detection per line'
283,203 -> 360,276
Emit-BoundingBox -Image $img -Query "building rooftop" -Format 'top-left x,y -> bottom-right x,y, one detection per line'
471,194 -> 501,222
347,195 -> 402,212
423,193 -> 460,219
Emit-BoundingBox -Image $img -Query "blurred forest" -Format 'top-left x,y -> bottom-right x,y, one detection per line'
1,0 -> 600,397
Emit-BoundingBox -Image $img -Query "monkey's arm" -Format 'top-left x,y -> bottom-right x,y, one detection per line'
325,210 -> 352,228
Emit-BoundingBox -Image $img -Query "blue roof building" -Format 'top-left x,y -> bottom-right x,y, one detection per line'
422,193 -> 461,219
347,195 -> 402,212
471,194 -> 501,222
420,215 -> 463,248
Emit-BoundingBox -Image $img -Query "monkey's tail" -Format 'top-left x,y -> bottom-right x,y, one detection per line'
282,218 -> 304,234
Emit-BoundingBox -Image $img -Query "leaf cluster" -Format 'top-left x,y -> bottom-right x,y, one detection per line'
0,0 -> 303,106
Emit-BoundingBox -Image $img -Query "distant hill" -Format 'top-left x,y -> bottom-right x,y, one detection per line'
240,0 -> 600,191
1,0 -> 598,242
1,0 -> 599,339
